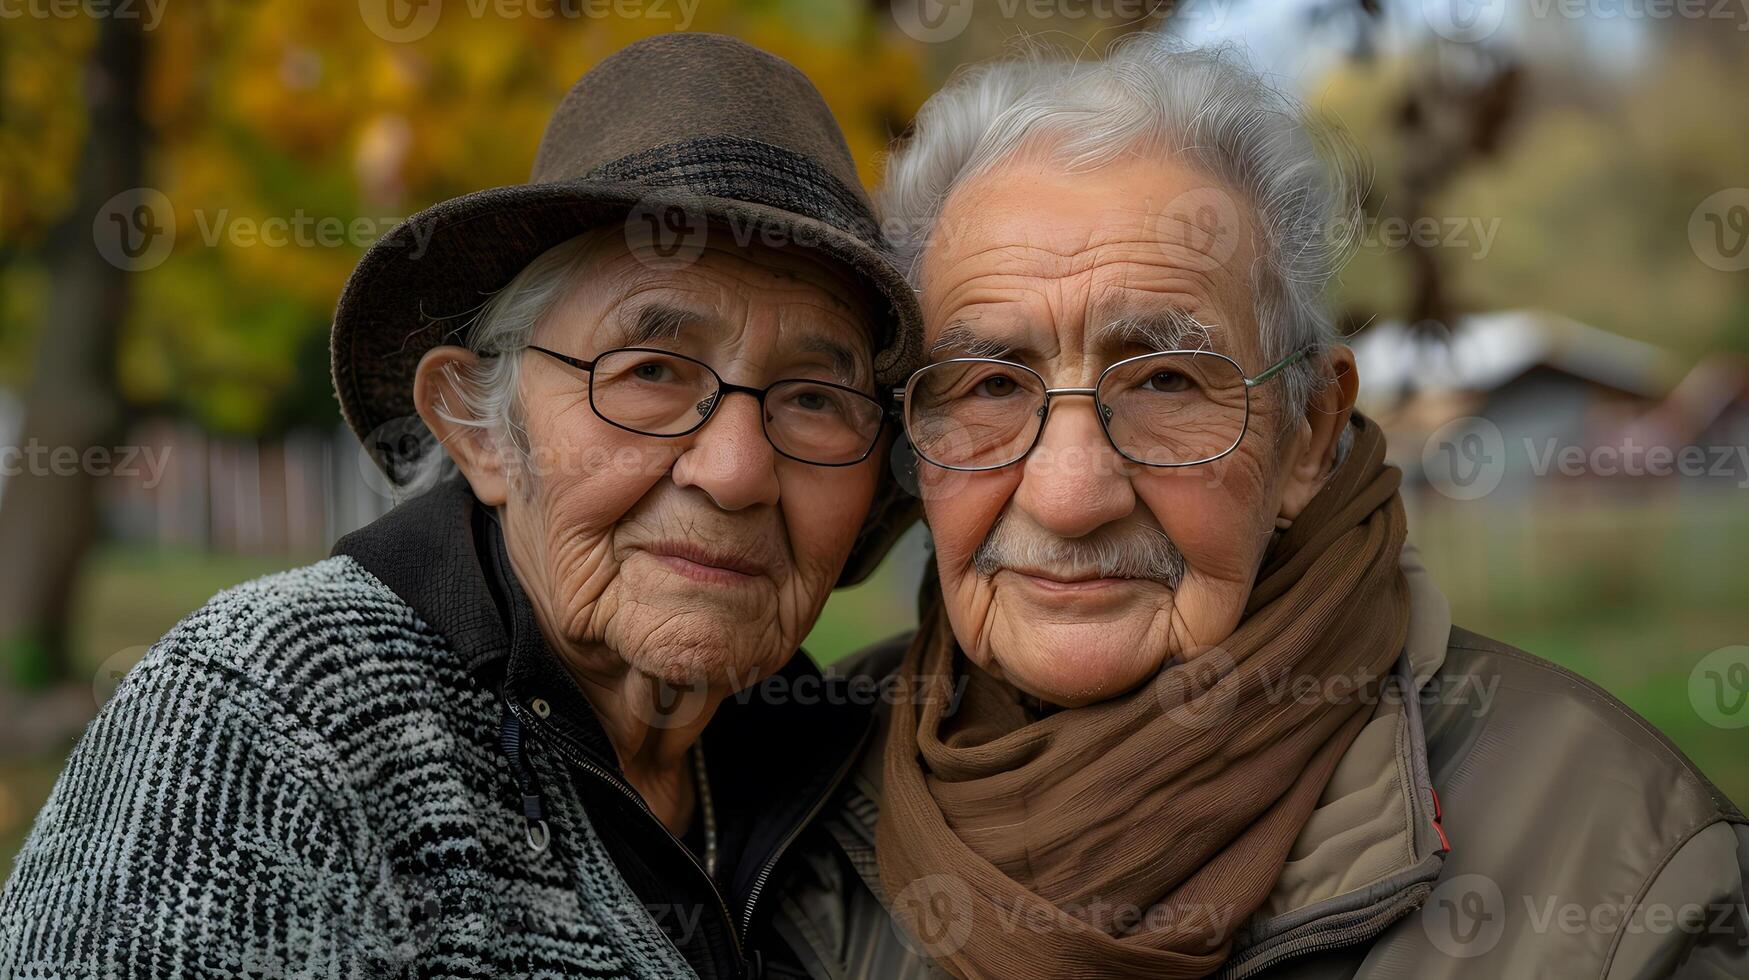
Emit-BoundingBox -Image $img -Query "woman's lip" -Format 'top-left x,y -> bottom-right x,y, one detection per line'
653,553 -> 762,585
642,544 -> 770,583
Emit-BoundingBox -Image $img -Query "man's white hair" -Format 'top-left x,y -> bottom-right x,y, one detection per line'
879,35 -> 1363,421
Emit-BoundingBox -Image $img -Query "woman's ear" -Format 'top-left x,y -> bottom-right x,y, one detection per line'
413,345 -> 510,507
1276,345 -> 1359,521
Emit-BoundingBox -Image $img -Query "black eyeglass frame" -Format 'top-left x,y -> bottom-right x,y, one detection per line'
519,344 -> 891,467
892,347 -> 1311,472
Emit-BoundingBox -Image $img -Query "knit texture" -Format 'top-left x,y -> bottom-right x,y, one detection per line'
0,556 -> 693,979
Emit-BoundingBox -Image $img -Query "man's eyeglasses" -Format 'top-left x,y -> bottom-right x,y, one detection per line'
523,345 -> 888,467
893,348 -> 1308,471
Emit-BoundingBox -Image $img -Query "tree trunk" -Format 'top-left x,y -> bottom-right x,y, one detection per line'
0,14 -> 145,692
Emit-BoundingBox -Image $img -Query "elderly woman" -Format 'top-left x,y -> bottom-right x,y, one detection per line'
0,34 -> 920,979
770,38 -> 1748,980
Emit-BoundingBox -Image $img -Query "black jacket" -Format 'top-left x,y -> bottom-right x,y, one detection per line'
335,476 -> 873,978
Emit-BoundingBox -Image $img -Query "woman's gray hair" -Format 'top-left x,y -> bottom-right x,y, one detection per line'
878,35 -> 1364,420
398,228 -> 614,498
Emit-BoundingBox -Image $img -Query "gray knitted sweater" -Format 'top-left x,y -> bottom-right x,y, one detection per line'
0,555 -> 694,979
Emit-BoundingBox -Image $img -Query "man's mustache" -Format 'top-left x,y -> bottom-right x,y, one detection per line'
972,515 -> 1186,587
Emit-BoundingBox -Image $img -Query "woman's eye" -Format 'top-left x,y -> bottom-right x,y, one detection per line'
975,375 -> 1018,397
796,390 -> 828,411
632,361 -> 671,382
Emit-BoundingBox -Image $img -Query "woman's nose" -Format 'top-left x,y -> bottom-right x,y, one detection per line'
668,390 -> 782,511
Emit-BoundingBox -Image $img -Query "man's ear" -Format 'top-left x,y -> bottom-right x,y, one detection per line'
1276,344 -> 1359,521
412,345 -> 510,507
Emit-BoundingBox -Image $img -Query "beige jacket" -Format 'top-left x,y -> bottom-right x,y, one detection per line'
771,558 -> 1748,979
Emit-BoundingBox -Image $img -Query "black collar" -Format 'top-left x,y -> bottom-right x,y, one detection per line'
332,475 -> 874,910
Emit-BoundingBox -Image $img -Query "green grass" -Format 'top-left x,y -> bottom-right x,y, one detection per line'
4,503 -> 1745,874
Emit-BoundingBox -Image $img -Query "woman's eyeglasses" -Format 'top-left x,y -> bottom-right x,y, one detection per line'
522,345 -> 888,467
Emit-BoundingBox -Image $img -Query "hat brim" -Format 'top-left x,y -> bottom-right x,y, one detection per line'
330,179 -> 923,586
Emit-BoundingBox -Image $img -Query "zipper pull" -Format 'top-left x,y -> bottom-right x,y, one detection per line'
499,704 -> 551,854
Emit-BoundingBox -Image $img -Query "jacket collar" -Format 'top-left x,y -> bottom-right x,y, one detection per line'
333,475 -> 875,906
828,545 -> 1456,978
333,474 -> 509,680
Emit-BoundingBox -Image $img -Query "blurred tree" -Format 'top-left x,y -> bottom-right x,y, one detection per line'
0,2 -> 933,701
0,13 -> 141,699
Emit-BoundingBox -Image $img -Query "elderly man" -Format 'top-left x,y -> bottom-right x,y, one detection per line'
770,39 -> 1748,980
0,34 -> 920,979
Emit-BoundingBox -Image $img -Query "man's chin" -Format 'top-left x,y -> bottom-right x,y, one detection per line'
983,618 -> 1169,708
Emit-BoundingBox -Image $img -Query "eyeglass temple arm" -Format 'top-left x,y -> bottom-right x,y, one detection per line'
1245,348 -> 1310,388
526,345 -> 595,372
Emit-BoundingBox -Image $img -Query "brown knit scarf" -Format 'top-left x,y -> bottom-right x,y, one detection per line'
877,416 -> 1410,980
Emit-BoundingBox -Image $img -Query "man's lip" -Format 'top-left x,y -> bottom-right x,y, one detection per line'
1003,567 -> 1139,591
643,542 -> 771,579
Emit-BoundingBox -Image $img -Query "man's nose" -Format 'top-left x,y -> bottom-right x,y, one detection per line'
1011,395 -> 1136,538
669,391 -> 781,511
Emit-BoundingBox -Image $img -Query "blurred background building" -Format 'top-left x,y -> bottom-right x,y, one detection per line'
3,0 -> 1747,864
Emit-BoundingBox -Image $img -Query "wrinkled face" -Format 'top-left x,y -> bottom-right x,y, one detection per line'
502,235 -> 884,691
914,153 -> 1305,707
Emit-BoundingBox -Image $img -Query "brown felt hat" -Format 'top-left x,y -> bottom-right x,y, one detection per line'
330,32 -> 922,586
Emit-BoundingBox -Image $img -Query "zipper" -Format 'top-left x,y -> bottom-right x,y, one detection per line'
1217,884 -> 1432,980
507,698 -> 747,961
737,709 -> 875,937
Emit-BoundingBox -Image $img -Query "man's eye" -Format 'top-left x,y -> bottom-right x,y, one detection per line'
1143,371 -> 1191,393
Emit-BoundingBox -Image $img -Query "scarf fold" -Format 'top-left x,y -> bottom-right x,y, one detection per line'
877,416 -> 1410,980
